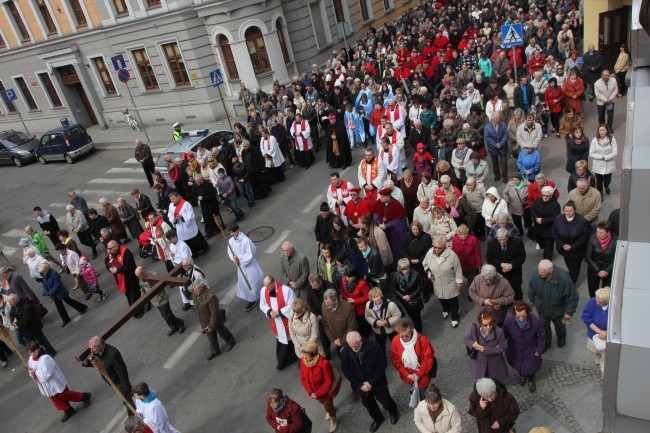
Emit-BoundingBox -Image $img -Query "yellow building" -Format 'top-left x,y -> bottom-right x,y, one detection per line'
583,0 -> 632,69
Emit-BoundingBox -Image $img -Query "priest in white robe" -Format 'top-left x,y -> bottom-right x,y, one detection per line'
227,225 -> 263,311
260,128 -> 285,184
259,275 -> 297,370
167,191 -> 209,257
133,382 -> 181,433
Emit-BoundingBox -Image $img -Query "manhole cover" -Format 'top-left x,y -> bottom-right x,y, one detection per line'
247,226 -> 275,242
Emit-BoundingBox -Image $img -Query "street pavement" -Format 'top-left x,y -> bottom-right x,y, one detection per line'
0,97 -> 624,433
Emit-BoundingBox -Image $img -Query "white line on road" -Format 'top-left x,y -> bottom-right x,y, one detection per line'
49,202 -> 69,208
1,247 -> 19,257
79,189 -> 130,196
124,158 -> 139,164
265,229 -> 291,254
99,410 -> 125,433
89,178 -> 143,184
163,332 -> 202,370
220,284 -> 239,306
107,167 -> 144,173
1,229 -> 26,238
302,194 -> 324,213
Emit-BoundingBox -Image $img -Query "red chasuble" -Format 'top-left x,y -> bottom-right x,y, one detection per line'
371,198 -> 407,224
343,198 -> 371,225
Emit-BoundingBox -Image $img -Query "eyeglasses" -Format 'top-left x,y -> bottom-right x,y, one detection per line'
481,323 -> 494,328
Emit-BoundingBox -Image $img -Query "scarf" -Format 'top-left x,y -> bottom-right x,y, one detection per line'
143,391 -> 158,404
449,202 -> 460,218
455,147 -> 469,161
515,179 -> 525,190
303,354 -> 319,368
515,317 -> 526,329
400,330 -> 421,370
337,263 -> 349,278
597,233 -> 613,250
361,246 -> 371,259
428,404 -> 444,422
273,396 -> 288,413
344,279 -> 357,293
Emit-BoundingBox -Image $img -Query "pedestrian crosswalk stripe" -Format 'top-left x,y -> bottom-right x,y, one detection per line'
163,332 -> 202,370
107,167 -> 144,173
1,229 -> 26,238
79,189 -> 131,196
265,229 -> 291,254
1,246 -> 19,257
89,178 -> 144,184
124,158 -> 139,164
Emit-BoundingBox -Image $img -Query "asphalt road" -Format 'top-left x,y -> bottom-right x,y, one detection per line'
0,98 -> 625,433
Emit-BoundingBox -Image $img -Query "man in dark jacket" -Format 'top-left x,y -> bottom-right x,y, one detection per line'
134,139 -> 156,187
486,228 -> 527,300
188,175 -> 220,238
314,202 -> 334,248
241,140 -> 271,199
408,120 -> 431,151
8,294 -> 56,355
585,220 -> 617,298
34,206 -> 61,247
84,336 -> 134,415
131,189 -> 155,220
514,76 -> 535,115
582,44 -> 603,101
87,209 -> 111,243
340,331 -> 399,432
528,259 -> 579,349
0,267 -> 37,301
106,241 -> 144,318
552,202 -> 590,283
357,238 -> 384,288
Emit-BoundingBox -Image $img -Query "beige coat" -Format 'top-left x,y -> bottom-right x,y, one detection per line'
364,300 -> 402,335
289,311 -> 324,358
429,214 -> 457,243
360,227 -> 393,267
422,247 -> 464,300
567,187 -> 602,224
413,399 -> 463,433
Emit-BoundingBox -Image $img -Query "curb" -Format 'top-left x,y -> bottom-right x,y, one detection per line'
95,143 -> 167,151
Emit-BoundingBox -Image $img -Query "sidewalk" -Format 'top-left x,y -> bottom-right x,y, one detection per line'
87,117 -> 245,150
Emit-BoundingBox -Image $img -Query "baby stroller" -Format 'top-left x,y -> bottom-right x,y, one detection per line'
138,231 -> 157,260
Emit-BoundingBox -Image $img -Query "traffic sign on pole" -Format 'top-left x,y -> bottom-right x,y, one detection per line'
501,23 -> 524,48
210,68 -> 224,87
111,54 -> 126,71
3,89 -> 17,101
117,68 -> 131,83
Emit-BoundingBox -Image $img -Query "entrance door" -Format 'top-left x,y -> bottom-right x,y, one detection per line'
58,65 -> 99,126
599,7 -> 630,70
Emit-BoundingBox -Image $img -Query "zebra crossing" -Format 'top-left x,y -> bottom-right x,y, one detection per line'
1,157 -> 148,259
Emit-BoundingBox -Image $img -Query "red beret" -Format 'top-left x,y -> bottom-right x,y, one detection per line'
378,187 -> 393,196
349,187 -> 361,193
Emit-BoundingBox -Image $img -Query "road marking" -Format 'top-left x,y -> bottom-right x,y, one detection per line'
163,331 -> 202,370
220,284 -> 239,306
1,229 -> 26,238
1,247 -> 19,257
49,202 -> 69,208
89,178 -> 143,184
124,158 -> 139,164
302,194 -> 324,213
99,410 -> 124,433
107,167 -> 144,174
265,229 -> 291,254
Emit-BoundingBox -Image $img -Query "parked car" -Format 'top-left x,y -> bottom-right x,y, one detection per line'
0,130 -> 38,167
155,129 -> 234,181
36,124 -> 95,164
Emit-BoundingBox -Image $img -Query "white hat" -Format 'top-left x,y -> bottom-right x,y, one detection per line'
18,237 -> 31,246
173,122 -> 181,128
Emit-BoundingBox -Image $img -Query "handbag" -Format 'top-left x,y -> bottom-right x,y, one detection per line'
526,225 -> 539,243
466,323 -> 478,359
35,302 -> 48,318
299,407 -> 313,433
219,308 -> 226,322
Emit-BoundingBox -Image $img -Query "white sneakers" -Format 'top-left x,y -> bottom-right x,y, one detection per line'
536,243 -> 541,251
442,312 -> 449,319
451,320 -> 459,328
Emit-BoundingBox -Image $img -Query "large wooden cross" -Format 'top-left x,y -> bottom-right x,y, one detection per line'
74,264 -> 190,361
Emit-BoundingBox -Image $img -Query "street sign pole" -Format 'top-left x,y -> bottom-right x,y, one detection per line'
217,84 -> 233,130
15,108 -> 29,134
125,84 -> 151,143
512,47 -> 518,84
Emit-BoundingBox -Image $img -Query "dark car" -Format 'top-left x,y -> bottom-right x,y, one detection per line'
36,124 -> 95,164
154,129 -> 234,181
0,130 -> 39,166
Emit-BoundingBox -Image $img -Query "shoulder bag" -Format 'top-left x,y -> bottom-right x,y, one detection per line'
466,323 -> 479,359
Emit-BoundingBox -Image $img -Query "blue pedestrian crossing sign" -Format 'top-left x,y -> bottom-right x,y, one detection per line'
3,89 -> 17,101
210,68 -> 224,87
501,23 -> 524,48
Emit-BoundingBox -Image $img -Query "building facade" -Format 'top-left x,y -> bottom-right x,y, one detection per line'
0,0 -> 411,132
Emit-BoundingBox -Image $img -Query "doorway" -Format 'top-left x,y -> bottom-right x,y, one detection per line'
599,7 -> 631,70
57,65 -> 99,126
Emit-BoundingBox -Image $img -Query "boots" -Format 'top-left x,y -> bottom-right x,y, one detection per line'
329,416 -> 338,432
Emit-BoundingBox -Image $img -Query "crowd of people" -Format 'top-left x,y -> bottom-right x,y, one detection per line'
0,0 -> 626,432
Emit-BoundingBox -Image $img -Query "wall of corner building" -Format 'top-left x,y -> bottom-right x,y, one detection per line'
582,0 -> 632,54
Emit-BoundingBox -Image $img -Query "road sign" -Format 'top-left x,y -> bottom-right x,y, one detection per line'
210,68 -> 223,87
501,23 -> 524,48
111,54 -> 126,71
3,89 -> 17,101
117,68 -> 131,83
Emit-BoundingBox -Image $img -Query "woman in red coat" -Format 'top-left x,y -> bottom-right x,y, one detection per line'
563,69 -> 585,115
340,266 -> 371,337
390,318 -> 435,400
527,51 -> 546,76
451,224 -> 482,288
544,78 -> 565,138
299,341 -> 342,432
265,388 -> 305,433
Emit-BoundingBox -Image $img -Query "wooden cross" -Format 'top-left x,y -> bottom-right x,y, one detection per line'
74,264 -> 190,362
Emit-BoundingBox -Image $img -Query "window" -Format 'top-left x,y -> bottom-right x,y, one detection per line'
0,81 -> 16,112
7,1 -> 30,42
38,73 -> 63,107
132,48 -> 159,90
0,34 -> 5,49
36,0 -> 57,35
93,57 -> 117,95
15,77 -> 38,110
245,27 -> 271,74
333,0 -> 345,23
276,20 -> 290,64
162,42 -> 190,86
68,0 -> 87,26
309,1 -> 331,49
112,0 -> 128,16
359,0 -> 372,21
218,35 -> 239,79
383,0 -> 393,11
146,0 -> 161,7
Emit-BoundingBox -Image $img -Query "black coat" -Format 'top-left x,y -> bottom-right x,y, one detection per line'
402,232 -> 432,276
315,213 -> 335,245
340,338 -> 389,392
585,233 -> 618,273
391,270 -> 425,310
607,209 -> 620,237
365,247 -> 384,282
88,215 -> 111,240
9,298 -> 42,337
531,197 -> 561,239
191,181 -> 220,215
325,121 -> 352,168
84,343 -> 132,390
582,50 -> 603,83
1,271 -> 37,301
445,198 -> 477,232
110,247 -> 141,296
514,84 -> 535,109
486,237 -> 526,287
552,214 -> 590,259
408,125 -> 431,150
134,193 -> 155,219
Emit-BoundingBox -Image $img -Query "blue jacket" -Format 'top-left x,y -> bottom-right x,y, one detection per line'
484,121 -> 509,156
581,297 -> 608,339
41,268 -> 69,300
517,149 -> 541,181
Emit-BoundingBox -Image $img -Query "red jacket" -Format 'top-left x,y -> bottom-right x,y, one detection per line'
299,356 -> 341,401
265,397 -> 304,433
167,163 -> 180,182
390,333 -> 435,388
340,279 -> 370,316
508,47 -> 524,69
544,86 -> 565,114
528,54 -> 546,75
433,186 -> 462,209
451,234 -> 482,273
527,180 -> 559,208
